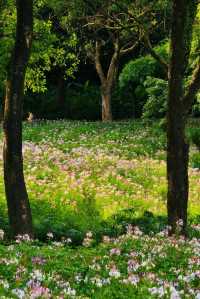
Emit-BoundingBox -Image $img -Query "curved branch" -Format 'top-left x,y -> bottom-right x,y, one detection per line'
144,34 -> 169,77
95,40 -> 106,84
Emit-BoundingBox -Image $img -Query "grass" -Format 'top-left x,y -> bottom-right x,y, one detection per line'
0,120 -> 199,298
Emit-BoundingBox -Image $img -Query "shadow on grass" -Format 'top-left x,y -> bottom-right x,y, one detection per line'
0,204 -> 199,244
99,208 -> 200,241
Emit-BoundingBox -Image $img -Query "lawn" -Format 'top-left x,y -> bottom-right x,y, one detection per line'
0,120 -> 199,298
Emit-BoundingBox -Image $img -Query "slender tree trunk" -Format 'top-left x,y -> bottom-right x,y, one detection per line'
3,0 -> 33,238
95,39 -> 119,122
101,84 -> 112,121
167,0 -> 197,235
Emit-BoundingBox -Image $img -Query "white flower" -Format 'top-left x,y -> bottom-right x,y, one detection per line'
110,248 -> 121,256
176,219 -> 183,227
86,231 -> 93,238
30,269 -> 44,282
16,234 -> 32,243
170,286 -> 181,299
47,232 -> 54,239
134,226 -> 143,236
123,274 -> 140,286
0,229 -> 4,240
149,286 -> 165,298
102,235 -> 111,243
64,287 -> 76,296
66,238 -> 72,244
109,266 -> 121,278
196,293 -> 200,299
127,259 -> 140,272
12,288 -> 25,299
0,279 -> 9,289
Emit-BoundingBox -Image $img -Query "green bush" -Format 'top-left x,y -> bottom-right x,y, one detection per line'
191,153 -> 200,169
189,128 -> 200,150
192,92 -> 200,116
119,42 -> 169,118
142,77 -> 168,119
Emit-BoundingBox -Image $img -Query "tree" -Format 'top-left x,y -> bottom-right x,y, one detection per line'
3,0 -> 33,237
167,0 -> 200,234
129,0 -> 200,234
0,0 -> 79,108
73,0 -> 169,121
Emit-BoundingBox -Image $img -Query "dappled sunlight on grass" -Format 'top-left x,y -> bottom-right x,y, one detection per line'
0,120 -> 199,238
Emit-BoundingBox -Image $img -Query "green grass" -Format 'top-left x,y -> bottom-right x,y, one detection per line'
0,120 -> 199,298
0,229 -> 199,298
0,120 -> 199,238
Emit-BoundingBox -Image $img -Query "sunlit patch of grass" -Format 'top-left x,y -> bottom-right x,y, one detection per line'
0,120 -> 199,239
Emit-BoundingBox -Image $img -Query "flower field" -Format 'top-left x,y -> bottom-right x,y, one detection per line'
0,120 -> 199,298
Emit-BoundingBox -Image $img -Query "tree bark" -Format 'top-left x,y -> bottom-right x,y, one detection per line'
3,0 -> 33,238
101,85 -> 112,121
167,0 -> 198,235
95,39 -> 119,122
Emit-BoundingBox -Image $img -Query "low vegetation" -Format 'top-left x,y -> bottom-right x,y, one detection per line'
0,120 -> 199,298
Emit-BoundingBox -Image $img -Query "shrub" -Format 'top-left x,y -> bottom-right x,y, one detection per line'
119,42 -> 169,118
192,92 -> 200,116
189,128 -> 200,150
142,77 -> 168,119
191,153 -> 200,169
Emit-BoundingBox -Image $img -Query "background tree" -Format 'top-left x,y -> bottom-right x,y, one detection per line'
3,0 -> 33,237
77,0 -> 169,121
0,0 -> 79,118
61,0 -> 168,121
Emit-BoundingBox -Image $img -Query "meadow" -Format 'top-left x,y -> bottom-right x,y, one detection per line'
0,120 -> 199,298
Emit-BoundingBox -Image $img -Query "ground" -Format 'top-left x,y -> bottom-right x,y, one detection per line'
0,120 -> 199,298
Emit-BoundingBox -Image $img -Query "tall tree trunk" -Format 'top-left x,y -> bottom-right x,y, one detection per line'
3,0 -> 33,238
167,0 -> 197,235
167,111 -> 189,234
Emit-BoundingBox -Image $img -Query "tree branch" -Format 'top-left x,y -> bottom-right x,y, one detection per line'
107,36 -> 119,85
144,34 -> 169,77
95,40 -> 106,84
120,39 -> 140,56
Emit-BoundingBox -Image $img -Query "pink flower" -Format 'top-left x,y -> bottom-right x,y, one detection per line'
110,248 -> 121,256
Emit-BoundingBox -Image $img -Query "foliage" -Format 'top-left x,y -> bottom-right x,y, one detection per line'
0,0 -> 79,94
0,120 -> 199,240
191,153 -> 200,169
118,42 -> 168,117
24,82 -> 144,121
0,222 -> 199,298
142,77 -> 168,119
189,127 -> 200,150
24,82 -> 101,120
119,42 -> 169,89
192,92 -> 200,116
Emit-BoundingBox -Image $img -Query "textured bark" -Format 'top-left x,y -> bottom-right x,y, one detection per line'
101,87 -> 112,121
167,0 -> 198,235
3,0 -> 33,237
95,39 -> 119,121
